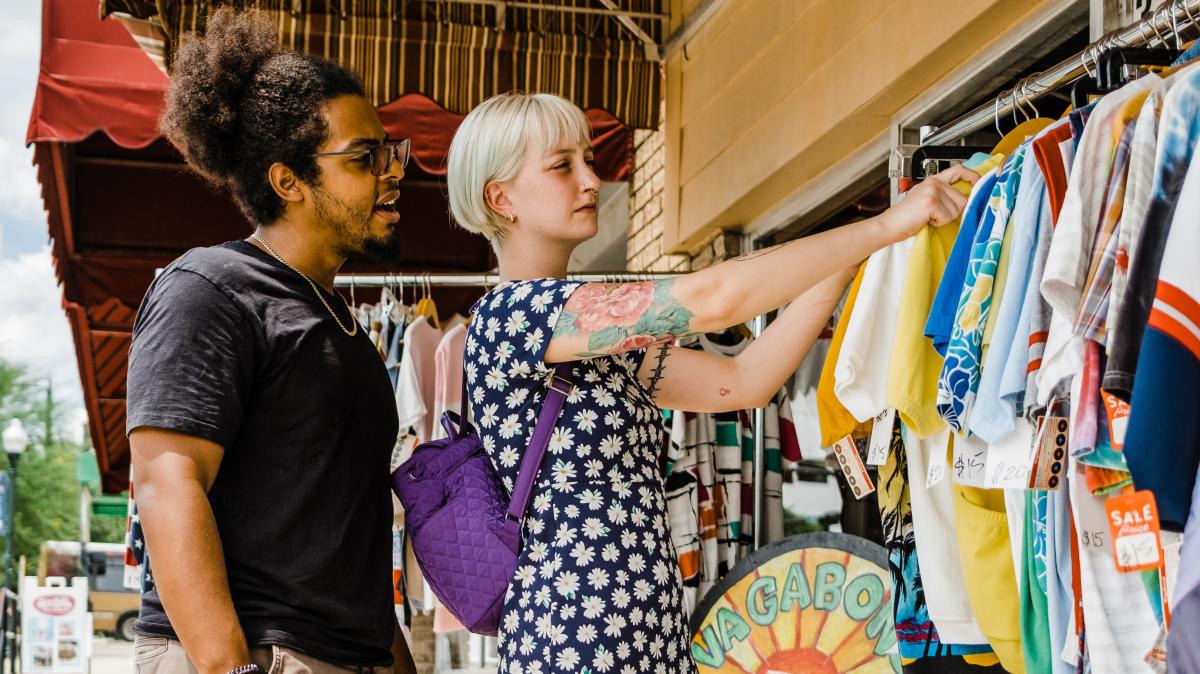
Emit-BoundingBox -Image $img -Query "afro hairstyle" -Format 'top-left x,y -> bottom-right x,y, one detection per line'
160,8 -> 366,226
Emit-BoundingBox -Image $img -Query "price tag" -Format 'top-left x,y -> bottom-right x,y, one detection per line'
1074,481 -> 1110,554
831,435 -> 875,500
1105,490 -> 1163,573
865,409 -> 896,466
984,418 -> 1035,488
1027,415 -> 1067,490
952,433 -> 988,487
1101,391 -> 1130,451
927,434 -> 948,489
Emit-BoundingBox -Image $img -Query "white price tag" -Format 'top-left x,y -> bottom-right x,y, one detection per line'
926,435 -> 948,489
984,419 -> 1035,488
951,433 -> 989,487
866,409 -> 896,466
1074,481 -> 1110,554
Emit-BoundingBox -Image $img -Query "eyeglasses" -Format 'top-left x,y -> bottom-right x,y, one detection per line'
312,138 -> 411,176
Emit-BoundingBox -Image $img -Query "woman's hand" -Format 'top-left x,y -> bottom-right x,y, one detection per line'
878,164 -> 979,244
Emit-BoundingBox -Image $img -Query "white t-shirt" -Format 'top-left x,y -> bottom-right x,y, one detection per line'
834,237 -> 914,422
903,426 -> 989,644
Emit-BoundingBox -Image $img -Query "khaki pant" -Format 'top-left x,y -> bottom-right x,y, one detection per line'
133,636 -> 394,674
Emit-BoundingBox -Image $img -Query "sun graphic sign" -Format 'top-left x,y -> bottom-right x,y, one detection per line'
689,532 -> 900,674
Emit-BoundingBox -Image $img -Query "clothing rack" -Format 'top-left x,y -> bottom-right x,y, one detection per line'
332,271 -> 681,287
918,0 -> 1200,149
336,270 -> 772,551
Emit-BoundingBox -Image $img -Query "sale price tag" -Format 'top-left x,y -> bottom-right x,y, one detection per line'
832,435 -> 875,500
1104,490 -> 1163,573
865,409 -> 896,466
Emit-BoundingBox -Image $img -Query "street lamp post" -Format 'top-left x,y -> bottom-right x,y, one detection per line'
1,420 -> 28,589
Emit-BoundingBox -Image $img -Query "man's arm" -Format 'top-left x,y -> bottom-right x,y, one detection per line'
131,428 -> 250,674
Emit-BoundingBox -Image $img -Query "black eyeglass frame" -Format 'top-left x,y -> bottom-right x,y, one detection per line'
311,138 -> 411,176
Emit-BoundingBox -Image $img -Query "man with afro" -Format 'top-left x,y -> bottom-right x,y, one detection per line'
125,8 -> 416,674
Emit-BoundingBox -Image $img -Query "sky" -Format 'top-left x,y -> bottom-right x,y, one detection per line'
0,2 -> 89,442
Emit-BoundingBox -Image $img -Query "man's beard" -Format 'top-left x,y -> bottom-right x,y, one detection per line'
312,186 -> 404,266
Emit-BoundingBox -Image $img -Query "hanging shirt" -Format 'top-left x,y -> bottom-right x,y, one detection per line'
1068,461 -> 1160,674
1122,123 -> 1200,530
1105,62 -> 1200,400
925,166 -> 1002,356
877,421 -> 998,664
817,264 -> 871,445
938,149 -> 1027,431
1074,120 -> 1139,342
903,426 -> 990,646
431,322 -> 467,439
834,237 -> 914,422
1109,81 -> 1172,349
889,153 -> 1003,438
1038,76 -> 1158,410
952,481 -> 1025,673
1167,465 -> 1200,672
971,157 -> 1046,442
1024,119 -> 1078,414
394,315 -> 442,441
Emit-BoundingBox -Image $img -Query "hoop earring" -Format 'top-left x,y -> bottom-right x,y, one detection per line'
506,212 -> 517,224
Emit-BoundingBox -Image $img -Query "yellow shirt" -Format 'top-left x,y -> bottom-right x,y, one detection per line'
817,264 -> 870,446
886,153 -> 1004,438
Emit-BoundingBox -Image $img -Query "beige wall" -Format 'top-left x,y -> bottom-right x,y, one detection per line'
661,0 -> 1061,251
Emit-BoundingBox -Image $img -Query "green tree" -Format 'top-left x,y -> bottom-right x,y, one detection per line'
0,356 -> 124,583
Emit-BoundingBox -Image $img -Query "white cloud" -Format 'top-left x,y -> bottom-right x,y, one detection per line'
0,248 -> 86,436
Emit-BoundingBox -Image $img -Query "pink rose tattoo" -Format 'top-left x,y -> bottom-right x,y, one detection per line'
564,283 -> 655,332
554,280 -> 695,356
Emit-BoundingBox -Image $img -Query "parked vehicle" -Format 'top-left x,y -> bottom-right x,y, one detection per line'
38,541 -> 139,641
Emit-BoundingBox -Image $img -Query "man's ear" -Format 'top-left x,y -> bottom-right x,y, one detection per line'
484,180 -> 514,221
268,162 -> 305,204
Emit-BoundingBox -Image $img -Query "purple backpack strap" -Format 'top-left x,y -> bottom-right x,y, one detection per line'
502,362 -> 574,539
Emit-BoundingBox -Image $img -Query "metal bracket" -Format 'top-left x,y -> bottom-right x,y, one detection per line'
595,0 -> 662,61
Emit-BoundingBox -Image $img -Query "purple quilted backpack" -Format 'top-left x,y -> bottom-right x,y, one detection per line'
391,363 -> 572,635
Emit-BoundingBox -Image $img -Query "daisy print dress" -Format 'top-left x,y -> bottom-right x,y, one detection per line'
466,278 -> 697,674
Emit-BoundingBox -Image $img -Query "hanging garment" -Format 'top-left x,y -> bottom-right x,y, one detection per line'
970,157 -> 1047,441
1108,79 -> 1173,348
1122,120 -> 1200,530
1167,465 -> 1200,672
890,153 -> 1004,438
938,147 -> 1028,431
876,419 -> 998,665
394,314 -> 443,442
834,236 -> 915,422
902,426 -> 990,646
817,264 -> 872,445
1068,461 -> 1159,674
1038,76 -> 1159,411
1019,489 -> 1053,674
951,481 -> 1025,673
1105,61 -> 1200,400
431,322 -> 467,440
925,166 -> 1002,358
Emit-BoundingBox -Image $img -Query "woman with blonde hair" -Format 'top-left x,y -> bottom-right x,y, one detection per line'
447,91 -> 975,672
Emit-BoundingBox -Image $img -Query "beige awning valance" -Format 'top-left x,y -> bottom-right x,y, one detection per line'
102,0 -> 665,128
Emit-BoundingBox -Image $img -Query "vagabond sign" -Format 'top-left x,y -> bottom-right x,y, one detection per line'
690,532 -> 899,673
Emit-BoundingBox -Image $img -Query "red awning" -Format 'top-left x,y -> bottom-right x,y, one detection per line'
29,0 -> 632,493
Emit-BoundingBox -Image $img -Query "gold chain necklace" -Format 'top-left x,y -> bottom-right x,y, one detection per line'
250,234 -> 358,337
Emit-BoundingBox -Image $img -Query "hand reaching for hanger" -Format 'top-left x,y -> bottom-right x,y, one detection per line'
879,164 -> 980,243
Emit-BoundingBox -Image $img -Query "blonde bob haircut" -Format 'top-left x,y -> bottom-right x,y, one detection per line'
447,91 -> 591,246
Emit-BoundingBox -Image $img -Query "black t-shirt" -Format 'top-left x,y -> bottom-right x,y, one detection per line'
125,240 -> 398,666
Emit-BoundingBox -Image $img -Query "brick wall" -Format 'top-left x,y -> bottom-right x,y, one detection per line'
626,123 -> 692,272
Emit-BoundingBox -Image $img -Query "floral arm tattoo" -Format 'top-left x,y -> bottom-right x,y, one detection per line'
553,280 -> 696,358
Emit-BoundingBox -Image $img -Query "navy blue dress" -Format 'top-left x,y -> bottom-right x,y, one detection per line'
465,279 -> 696,674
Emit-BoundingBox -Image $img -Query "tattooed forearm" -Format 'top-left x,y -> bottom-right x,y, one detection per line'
646,343 -> 672,398
554,279 -> 697,356
731,241 -> 786,262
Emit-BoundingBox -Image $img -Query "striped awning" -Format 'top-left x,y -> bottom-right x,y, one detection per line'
101,0 -> 665,129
